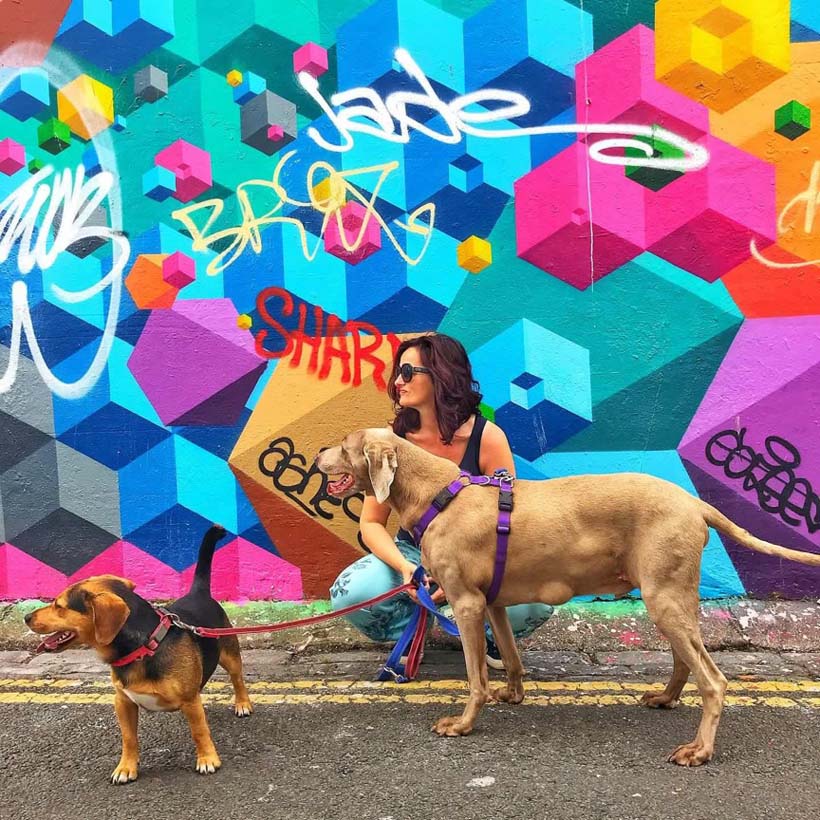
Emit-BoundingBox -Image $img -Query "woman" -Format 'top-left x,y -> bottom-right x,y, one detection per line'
329,332 -> 553,668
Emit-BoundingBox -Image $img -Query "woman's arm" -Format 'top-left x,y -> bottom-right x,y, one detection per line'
478,420 -> 516,475
359,495 -> 417,577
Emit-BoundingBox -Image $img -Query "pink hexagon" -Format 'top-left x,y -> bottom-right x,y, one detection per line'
293,42 -> 329,78
162,251 -> 196,289
0,137 -> 25,175
324,201 -> 382,265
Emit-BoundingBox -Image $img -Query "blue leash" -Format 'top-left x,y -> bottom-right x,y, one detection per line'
376,566 -> 459,683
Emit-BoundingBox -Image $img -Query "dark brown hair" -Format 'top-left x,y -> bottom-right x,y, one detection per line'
389,333 -> 483,445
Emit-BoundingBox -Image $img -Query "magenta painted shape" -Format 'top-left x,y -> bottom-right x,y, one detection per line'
648,135 -> 777,280
514,142 -> 641,288
0,543 -> 67,599
179,537 -> 303,602
324,200 -> 382,265
162,251 -> 196,289
0,138 -> 25,175
581,144 -> 707,249
68,541 -> 182,600
127,298 -> 266,426
154,139 -> 213,203
293,42 -> 329,78
678,316 -> 820,595
575,25 -> 709,143
267,124 -> 284,141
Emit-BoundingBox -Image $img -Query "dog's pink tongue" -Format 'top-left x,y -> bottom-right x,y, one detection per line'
35,631 -> 72,653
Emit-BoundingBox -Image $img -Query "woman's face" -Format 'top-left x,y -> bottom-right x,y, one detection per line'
395,346 -> 434,409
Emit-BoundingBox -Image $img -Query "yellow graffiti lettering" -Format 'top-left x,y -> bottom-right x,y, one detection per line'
171,151 -> 435,276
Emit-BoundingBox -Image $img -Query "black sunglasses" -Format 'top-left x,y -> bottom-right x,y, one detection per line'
398,363 -> 431,382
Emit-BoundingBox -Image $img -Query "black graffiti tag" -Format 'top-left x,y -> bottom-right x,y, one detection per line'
258,436 -> 367,549
704,427 -> 820,534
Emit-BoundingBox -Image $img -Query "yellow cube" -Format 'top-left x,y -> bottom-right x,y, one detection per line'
236,313 -> 253,330
457,236 -> 492,273
311,175 -> 346,213
655,0 -> 790,113
56,74 -> 114,140
226,70 -> 243,87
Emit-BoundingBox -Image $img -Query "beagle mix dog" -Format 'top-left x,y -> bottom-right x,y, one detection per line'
26,525 -> 252,784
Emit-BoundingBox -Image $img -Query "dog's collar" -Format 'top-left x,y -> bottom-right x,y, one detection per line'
110,608 -> 174,668
411,469 -> 515,604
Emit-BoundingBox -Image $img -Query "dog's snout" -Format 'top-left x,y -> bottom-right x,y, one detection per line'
315,446 -> 330,465
24,611 -> 33,626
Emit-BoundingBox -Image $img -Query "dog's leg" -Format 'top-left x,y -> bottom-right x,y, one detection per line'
643,592 -> 727,766
111,690 -> 140,785
218,637 -> 253,717
180,695 -> 222,774
641,647 -> 690,709
485,605 -> 525,704
433,592 -> 489,737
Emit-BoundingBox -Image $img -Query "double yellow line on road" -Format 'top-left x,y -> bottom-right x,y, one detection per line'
1,677 -> 819,708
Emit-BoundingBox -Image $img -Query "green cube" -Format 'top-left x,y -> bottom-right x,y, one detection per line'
774,100 -> 811,141
624,127 -> 686,192
27,157 -> 45,174
37,117 -> 71,155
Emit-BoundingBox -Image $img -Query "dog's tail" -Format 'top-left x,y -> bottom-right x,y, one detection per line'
702,502 -> 820,567
188,524 -> 228,595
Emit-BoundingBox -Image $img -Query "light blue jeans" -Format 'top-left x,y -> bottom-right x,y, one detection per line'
329,539 -> 554,643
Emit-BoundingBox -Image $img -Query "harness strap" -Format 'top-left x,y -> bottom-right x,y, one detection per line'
411,469 -> 516,606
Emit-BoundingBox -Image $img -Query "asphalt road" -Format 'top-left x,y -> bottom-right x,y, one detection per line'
2,679 -> 820,820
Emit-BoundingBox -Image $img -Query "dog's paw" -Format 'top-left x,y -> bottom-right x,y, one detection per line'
110,761 -> 138,785
667,741 -> 713,767
491,684 -> 524,704
195,752 -> 222,775
641,690 -> 679,709
234,699 -> 253,717
432,715 -> 474,737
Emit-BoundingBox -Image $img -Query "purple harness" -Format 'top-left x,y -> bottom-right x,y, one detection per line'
411,469 -> 515,604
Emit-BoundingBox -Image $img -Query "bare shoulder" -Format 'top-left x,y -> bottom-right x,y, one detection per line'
480,419 -> 510,444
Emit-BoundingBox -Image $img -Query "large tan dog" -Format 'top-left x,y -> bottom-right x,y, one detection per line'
316,429 -> 820,767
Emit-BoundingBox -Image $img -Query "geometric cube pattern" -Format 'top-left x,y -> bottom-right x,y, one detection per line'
1,0 -> 818,603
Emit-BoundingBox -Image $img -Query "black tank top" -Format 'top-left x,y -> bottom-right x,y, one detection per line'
395,414 -> 487,544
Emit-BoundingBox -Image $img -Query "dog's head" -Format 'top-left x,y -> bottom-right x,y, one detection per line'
315,429 -> 398,504
25,576 -> 135,654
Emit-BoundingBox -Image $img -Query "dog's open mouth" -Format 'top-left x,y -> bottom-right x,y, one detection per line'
34,631 -> 77,654
327,474 -> 355,496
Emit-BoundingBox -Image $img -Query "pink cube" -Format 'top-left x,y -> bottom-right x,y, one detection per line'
267,124 -> 284,141
162,251 -> 196,289
0,138 -> 25,175
154,139 -> 213,203
324,201 -> 381,265
576,25 -> 709,144
293,42 -> 329,78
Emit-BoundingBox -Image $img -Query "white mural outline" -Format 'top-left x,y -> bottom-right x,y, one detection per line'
299,48 -> 710,173
0,46 -> 129,399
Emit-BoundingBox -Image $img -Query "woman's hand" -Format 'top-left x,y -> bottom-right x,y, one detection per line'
401,562 -> 421,603
430,586 -> 447,604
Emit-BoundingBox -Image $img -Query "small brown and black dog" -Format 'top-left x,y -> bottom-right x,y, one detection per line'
25,524 -> 252,784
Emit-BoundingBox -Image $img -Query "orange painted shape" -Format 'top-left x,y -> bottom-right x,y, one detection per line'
722,245 -> 820,317
0,0 -> 72,67
125,253 -> 178,309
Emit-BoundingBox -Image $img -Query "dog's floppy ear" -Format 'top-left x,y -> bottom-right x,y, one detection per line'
363,440 -> 398,504
88,592 -> 130,645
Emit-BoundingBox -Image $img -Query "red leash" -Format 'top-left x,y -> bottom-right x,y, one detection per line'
176,582 -> 417,639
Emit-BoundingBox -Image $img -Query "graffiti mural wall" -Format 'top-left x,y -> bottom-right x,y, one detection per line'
1,0 -> 819,602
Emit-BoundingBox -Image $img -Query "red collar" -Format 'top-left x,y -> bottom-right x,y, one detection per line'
111,610 -> 173,668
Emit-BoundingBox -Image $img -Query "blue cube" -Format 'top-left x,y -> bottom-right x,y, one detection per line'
510,371 -> 544,409
449,154 -> 483,192
112,114 -> 127,132
82,147 -> 102,176
142,165 -> 177,201
0,69 -> 50,121
233,72 -> 267,105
